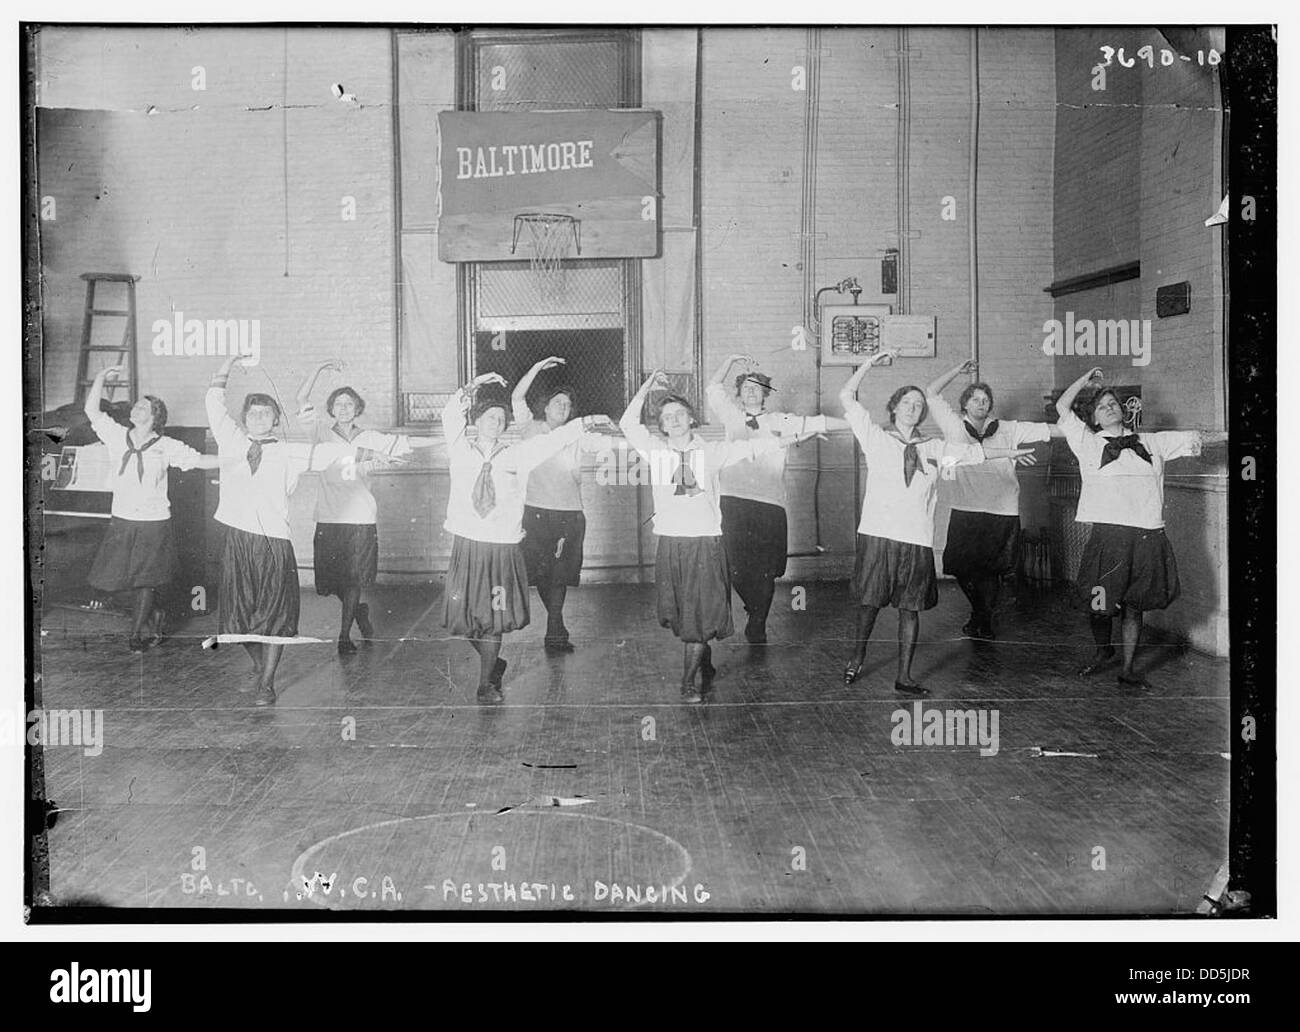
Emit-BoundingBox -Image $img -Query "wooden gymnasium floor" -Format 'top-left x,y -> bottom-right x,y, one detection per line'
35,578 -> 1229,916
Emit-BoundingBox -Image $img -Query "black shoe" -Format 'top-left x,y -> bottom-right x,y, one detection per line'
477,683 -> 504,704
544,636 -> 575,653
894,680 -> 929,696
338,638 -> 358,656
1117,672 -> 1153,691
680,682 -> 703,704
844,660 -> 865,686
127,635 -> 146,653
1077,647 -> 1116,677
744,618 -> 767,645
355,603 -> 374,640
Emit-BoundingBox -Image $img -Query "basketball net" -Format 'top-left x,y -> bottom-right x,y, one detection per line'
512,213 -> 580,302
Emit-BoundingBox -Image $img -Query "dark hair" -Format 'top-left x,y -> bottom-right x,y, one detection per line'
886,385 -> 929,427
532,384 -> 579,421
959,381 -> 994,415
142,395 -> 168,434
469,387 -> 512,428
734,372 -> 774,403
1080,387 -> 1122,431
241,392 -> 282,427
326,386 -> 366,418
656,393 -> 699,431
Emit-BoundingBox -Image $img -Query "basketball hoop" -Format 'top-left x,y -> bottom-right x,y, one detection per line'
511,213 -> 582,301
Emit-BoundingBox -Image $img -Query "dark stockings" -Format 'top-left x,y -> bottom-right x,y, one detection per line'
848,605 -> 920,685
469,633 -> 504,688
539,580 -> 569,642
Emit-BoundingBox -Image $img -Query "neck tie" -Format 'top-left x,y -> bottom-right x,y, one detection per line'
1099,434 -> 1152,468
118,431 -> 161,482
673,450 -> 702,496
886,429 -> 933,487
246,437 -> 277,475
472,444 -> 506,518
745,414 -> 761,431
964,419 -> 1000,442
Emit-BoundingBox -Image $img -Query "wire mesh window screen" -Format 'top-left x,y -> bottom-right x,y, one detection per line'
475,40 -> 624,111
474,330 -> 625,422
476,260 -> 623,330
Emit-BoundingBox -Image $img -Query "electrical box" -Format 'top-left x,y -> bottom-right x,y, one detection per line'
819,306 -> 937,366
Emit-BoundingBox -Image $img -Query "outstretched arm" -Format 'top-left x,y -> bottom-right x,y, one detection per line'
925,359 -> 976,399
1055,366 -> 1104,420
512,356 -> 566,424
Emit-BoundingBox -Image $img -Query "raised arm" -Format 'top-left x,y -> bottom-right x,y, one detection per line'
1055,366 -> 1104,420
925,359 -> 976,399
839,349 -> 897,417
295,360 -> 343,409
708,352 -> 755,386
620,370 -> 670,455
443,372 -> 508,445
512,356 -> 566,424
83,366 -> 122,423
206,355 -> 248,448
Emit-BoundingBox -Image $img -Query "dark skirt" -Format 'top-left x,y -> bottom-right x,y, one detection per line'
218,526 -> 301,637
720,496 -> 788,582
88,517 -> 178,592
441,535 -> 530,637
851,533 -> 939,612
943,510 -> 1021,579
655,535 -> 735,643
521,506 -> 586,587
313,522 -> 379,596
1074,523 -> 1180,615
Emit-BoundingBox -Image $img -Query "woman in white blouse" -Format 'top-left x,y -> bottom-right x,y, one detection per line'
706,354 -> 848,645
925,360 -> 1061,640
511,356 -> 607,654
620,370 -> 800,703
207,355 -> 388,706
440,373 -> 612,703
1055,367 -> 1226,688
82,365 -> 219,652
840,351 -> 1032,694
296,361 -> 439,655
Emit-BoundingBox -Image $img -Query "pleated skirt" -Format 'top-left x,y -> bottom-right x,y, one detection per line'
720,496 -> 789,582
655,535 -> 735,644
87,517 -> 177,592
1074,523 -> 1180,615
219,526 -> 300,637
852,533 -> 939,612
313,522 -> 379,596
942,509 -> 1021,580
441,535 -> 530,637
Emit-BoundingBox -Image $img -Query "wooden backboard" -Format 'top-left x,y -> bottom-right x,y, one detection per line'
437,109 -> 662,262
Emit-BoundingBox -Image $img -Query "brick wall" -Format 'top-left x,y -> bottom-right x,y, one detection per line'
36,27 -> 397,425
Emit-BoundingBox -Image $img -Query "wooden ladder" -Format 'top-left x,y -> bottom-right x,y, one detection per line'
73,272 -> 140,407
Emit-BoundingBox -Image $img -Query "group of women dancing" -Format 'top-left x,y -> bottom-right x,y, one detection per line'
79,348 -> 1222,706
